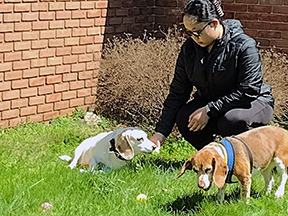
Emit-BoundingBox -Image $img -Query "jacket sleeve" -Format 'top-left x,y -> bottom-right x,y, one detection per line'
155,46 -> 193,137
207,39 -> 264,117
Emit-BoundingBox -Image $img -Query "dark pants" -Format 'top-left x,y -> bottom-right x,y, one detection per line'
175,99 -> 274,150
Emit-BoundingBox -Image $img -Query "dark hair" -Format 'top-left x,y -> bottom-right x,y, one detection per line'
183,0 -> 224,22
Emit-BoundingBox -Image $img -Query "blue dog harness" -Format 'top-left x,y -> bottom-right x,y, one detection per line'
220,137 -> 253,184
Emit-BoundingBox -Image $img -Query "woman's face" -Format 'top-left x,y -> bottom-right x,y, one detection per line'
183,15 -> 220,49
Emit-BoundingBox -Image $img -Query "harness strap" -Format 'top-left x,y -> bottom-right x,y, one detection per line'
220,139 -> 237,184
109,138 -> 127,161
231,136 -> 254,174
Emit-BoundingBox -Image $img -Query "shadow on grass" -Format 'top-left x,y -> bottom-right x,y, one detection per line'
161,187 -> 263,215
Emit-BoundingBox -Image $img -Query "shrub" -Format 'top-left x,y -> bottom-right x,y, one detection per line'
96,28 -> 288,127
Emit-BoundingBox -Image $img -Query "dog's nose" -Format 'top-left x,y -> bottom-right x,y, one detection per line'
198,182 -> 205,189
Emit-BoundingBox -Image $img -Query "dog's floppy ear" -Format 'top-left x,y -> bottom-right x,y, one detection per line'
174,157 -> 193,179
212,155 -> 228,188
116,131 -> 134,160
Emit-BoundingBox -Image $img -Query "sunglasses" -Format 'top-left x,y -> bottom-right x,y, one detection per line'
185,21 -> 212,38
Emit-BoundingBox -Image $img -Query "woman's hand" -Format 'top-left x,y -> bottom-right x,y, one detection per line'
188,107 -> 210,132
150,132 -> 166,151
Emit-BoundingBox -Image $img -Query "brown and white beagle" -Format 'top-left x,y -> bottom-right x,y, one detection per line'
175,125 -> 288,202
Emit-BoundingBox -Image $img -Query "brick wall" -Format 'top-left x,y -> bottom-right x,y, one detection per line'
0,0 -> 107,128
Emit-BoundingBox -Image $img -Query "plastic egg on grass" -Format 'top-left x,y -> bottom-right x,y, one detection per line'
136,193 -> 148,201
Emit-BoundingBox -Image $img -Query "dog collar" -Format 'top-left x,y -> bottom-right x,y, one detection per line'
109,138 -> 127,161
220,139 -> 236,184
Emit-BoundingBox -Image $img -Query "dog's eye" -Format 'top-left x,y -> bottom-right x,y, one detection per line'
137,137 -> 144,142
205,168 -> 212,173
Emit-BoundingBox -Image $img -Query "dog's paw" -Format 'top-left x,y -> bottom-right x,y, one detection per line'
59,155 -> 72,161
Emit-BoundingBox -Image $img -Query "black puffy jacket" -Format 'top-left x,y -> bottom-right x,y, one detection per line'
156,19 -> 274,137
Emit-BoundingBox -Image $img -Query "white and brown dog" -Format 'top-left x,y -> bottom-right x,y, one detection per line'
175,125 -> 288,202
60,127 -> 157,170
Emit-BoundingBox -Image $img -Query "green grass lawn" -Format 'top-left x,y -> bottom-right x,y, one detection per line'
1,112 -> 288,215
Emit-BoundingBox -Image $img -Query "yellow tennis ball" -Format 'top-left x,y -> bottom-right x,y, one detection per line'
136,193 -> 147,201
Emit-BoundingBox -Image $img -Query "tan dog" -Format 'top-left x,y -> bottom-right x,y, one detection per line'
175,125 -> 288,202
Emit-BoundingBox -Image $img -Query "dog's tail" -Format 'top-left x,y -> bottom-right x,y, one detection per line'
59,155 -> 72,162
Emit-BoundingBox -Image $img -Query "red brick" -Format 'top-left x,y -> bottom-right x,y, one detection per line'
43,111 -> 59,121
94,35 -> 105,44
88,27 -> 102,36
21,87 -> 37,97
49,39 -> 64,47
38,103 -> 53,113
12,79 -> 29,89
54,100 -> 69,110
0,120 -> 9,128
70,80 -> 84,90
86,61 -> 100,70
62,91 -> 76,100
31,59 -> 46,68
77,88 -> 91,97
0,23 -> 13,32
28,114 -> 44,122
22,32 -> 39,41
2,109 -> 19,120
11,98 -> 28,108
65,37 -> 79,46
29,77 -> 45,87
29,96 -> 45,105
56,11 -> 71,20
13,61 -> 30,70
22,12 -> 38,21
9,117 -> 25,127
56,65 -> 70,74
65,20 -> 79,28
14,41 -> 31,51
71,46 -> 86,54
72,28 -> 86,37
38,85 -> 53,95
259,14 -> 283,22
56,47 -> 71,56
0,4 -> 13,12
70,98 -> 84,107
96,1 -> 108,9
32,21 -> 49,30
22,50 -> 39,60
259,0 -> 283,4
0,101 -> 10,111
72,10 -> 86,19
79,54 -> 93,63
101,9 -> 107,17
3,90 -> 19,100
87,10 -> 101,18
85,95 -> 96,105
49,20 -> 65,29
49,2 -> 64,11
80,19 -> 94,27
4,52 -> 21,62
23,68 -> 39,78
59,108 -> 74,117
0,43 -> 13,52
14,3 -> 30,12
63,55 -> 78,64
40,67 -> 55,76
20,106 -> 37,116
5,32 -> 21,42
4,13 -> 21,22
55,82 -> 69,92
85,78 -> 98,88
71,63 -> 85,72
80,1 -> 94,9
40,48 -> 55,58
79,71 -> 93,80
40,30 -> 56,39
80,36 -> 93,45
32,2 -> 48,11
46,93 -> 61,103
63,73 -> 77,81
32,40 -> 48,49
46,75 -> 62,84
39,12 -> 55,20
247,5 -> 272,13
56,29 -> 71,38
5,70 -> 22,80
47,57 -> 62,66
258,31 -> 281,39
273,6 -> 288,14
15,22 -> 31,32
66,2 -> 80,10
